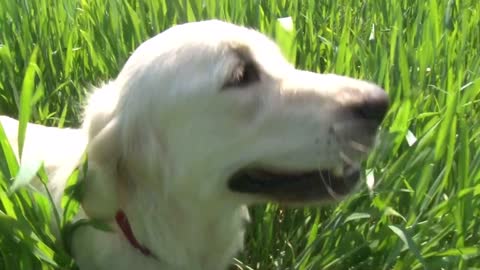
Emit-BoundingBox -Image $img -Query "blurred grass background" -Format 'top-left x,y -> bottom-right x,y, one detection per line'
0,0 -> 479,269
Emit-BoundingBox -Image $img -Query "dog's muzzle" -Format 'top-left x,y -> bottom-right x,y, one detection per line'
228,86 -> 389,203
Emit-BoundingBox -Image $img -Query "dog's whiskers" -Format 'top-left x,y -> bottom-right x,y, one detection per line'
318,169 -> 341,199
339,151 -> 356,167
348,140 -> 370,153
339,151 -> 362,172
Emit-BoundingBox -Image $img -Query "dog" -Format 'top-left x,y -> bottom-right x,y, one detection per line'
0,20 -> 389,270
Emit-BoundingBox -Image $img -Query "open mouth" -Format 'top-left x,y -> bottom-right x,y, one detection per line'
227,164 -> 360,203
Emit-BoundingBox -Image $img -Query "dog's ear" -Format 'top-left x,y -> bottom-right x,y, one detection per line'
81,81 -> 168,220
82,115 -> 167,221
81,117 -> 124,220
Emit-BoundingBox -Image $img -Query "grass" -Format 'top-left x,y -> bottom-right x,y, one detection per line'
0,0 -> 479,269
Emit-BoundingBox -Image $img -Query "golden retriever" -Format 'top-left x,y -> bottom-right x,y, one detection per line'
0,20 -> 388,270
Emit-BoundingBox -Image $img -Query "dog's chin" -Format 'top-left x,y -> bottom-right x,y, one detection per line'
227,163 -> 361,204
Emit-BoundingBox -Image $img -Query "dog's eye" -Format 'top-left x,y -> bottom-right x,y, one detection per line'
223,62 -> 260,89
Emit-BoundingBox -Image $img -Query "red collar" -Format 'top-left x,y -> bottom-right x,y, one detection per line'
115,210 -> 152,256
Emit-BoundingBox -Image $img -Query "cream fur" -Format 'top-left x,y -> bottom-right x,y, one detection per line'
0,20 -> 388,270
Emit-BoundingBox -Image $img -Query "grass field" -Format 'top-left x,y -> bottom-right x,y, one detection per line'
1,0 -> 479,269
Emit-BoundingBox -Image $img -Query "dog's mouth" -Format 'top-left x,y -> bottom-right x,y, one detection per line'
227,163 -> 360,203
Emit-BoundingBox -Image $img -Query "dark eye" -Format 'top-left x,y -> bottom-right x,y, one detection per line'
222,62 -> 260,89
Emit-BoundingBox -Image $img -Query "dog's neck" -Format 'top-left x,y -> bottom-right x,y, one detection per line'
121,186 -> 249,270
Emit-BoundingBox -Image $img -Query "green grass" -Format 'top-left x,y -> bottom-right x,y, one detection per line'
1,0 -> 480,269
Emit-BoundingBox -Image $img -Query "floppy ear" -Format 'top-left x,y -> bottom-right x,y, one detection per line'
81,117 -> 124,220
80,80 -> 169,220
81,114 -> 168,221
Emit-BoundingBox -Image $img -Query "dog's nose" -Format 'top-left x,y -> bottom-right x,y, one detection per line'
349,87 -> 389,123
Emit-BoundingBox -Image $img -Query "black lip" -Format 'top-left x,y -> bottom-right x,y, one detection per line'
228,167 -> 360,202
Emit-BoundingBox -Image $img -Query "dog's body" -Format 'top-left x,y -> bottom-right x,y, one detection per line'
0,20 -> 388,269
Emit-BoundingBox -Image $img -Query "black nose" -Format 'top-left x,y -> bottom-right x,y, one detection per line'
350,87 -> 389,122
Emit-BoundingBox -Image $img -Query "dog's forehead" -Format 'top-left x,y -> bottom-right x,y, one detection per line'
134,20 -> 291,71
156,20 -> 276,49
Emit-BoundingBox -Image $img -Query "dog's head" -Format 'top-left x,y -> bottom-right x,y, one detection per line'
81,20 -> 388,217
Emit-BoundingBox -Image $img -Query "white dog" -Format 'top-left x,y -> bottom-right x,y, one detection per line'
0,20 -> 388,270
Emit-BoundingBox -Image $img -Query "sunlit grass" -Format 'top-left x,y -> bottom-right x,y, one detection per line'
0,0 -> 479,269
